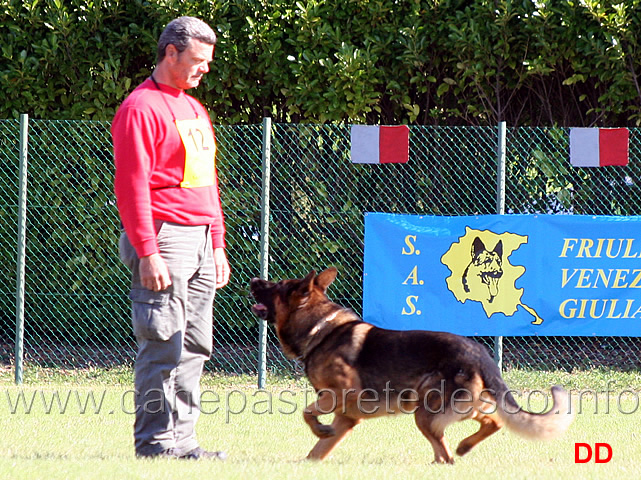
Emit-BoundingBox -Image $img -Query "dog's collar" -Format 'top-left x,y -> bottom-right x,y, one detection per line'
300,311 -> 340,361
308,311 -> 338,337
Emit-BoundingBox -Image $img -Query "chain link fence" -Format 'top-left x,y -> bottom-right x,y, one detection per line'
1,120 -> 640,379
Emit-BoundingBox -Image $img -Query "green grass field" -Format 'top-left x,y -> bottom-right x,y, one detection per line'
1,366 -> 640,479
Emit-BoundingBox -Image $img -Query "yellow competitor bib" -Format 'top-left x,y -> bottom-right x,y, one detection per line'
175,117 -> 216,188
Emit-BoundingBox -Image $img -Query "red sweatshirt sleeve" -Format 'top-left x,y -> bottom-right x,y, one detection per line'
112,105 -> 160,258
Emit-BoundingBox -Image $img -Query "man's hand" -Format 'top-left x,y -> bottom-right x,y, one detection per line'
139,253 -> 172,292
213,247 -> 230,289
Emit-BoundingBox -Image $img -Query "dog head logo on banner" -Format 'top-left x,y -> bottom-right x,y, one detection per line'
440,228 -> 542,325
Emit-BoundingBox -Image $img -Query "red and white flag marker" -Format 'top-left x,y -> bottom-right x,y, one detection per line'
569,127 -> 629,167
350,125 -> 410,164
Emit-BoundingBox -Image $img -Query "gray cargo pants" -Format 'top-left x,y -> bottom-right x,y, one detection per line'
119,221 -> 215,457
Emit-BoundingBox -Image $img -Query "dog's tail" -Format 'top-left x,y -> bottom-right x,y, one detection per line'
483,370 -> 574,440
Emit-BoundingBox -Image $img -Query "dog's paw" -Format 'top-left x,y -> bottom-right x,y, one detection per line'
313,425 -> 336,438
456,443 -> 472,456
432,456 -> 455,465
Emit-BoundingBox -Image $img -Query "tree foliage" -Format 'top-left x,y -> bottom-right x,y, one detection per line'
3,0 -> 641,126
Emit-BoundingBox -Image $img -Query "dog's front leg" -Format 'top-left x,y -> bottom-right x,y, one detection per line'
303,390 -> 338,438
306,414 -> 360,461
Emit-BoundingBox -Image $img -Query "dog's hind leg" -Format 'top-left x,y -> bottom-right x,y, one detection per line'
307,414 -> 360,460
414,407 -> 455,464
456,413 -> 502,457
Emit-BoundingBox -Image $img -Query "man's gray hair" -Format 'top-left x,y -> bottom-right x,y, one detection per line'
157,16 -> 217,62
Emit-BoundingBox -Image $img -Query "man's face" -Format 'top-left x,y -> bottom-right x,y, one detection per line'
168,38 -> 214,90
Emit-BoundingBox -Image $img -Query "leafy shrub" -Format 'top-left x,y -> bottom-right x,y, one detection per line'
2,0 -> 641,126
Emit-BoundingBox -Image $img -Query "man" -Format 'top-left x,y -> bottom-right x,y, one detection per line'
112,16 -> 229,460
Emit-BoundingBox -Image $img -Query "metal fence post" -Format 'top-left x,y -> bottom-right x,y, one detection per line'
257,117 -> 272,389
494,121 -> 507,371
15,114 -> 29,385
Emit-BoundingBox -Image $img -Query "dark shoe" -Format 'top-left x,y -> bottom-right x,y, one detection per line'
180,447 -> 227,460
137,448 -> 179,459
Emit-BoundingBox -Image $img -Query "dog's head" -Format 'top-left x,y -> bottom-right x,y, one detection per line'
249,267 -> 338,326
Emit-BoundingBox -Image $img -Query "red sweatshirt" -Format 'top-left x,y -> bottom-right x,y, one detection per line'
112,78 -> 226,258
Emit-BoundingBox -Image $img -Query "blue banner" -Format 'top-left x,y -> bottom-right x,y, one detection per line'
363,213 -> 641,336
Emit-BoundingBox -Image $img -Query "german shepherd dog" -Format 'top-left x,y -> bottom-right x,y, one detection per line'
250,268 -> 573,463
462,237 -> 503,303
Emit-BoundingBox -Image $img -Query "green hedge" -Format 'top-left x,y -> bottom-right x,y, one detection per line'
2,0 -> 641,126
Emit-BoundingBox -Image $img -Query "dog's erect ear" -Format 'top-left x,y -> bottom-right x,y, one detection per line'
471,237 -> 486,257
493,240 -> 503,258
315,267 -> 338,292
301,270 -> 316,293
